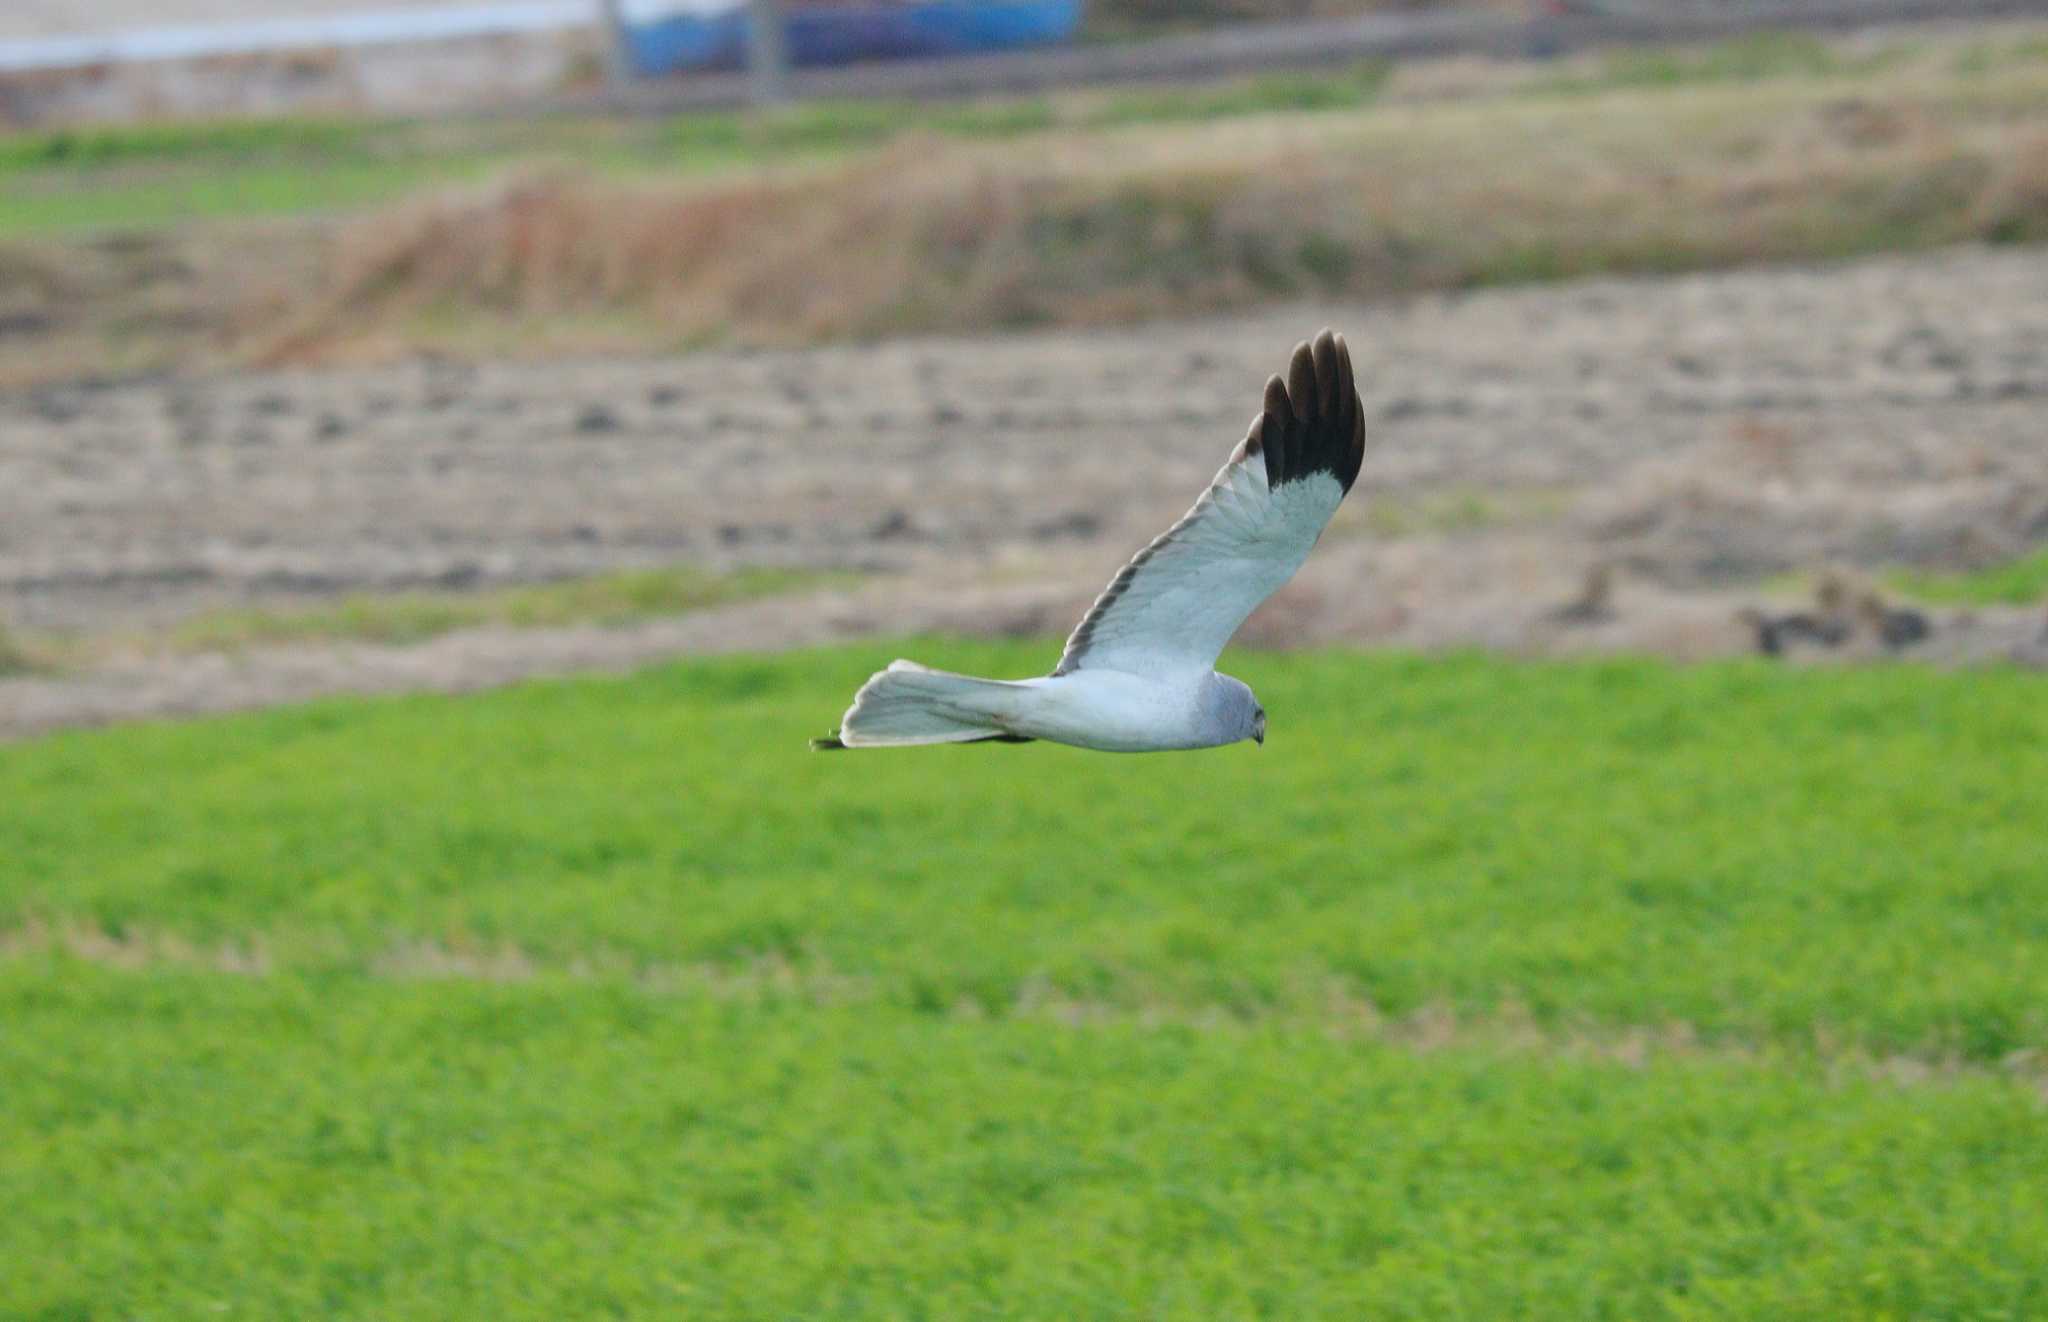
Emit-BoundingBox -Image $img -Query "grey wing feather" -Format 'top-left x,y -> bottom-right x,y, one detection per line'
1053,329 -> 1367,679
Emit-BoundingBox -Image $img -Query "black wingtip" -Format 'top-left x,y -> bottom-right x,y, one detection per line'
810,734 -> 848,751
1262,373 -> 1292,423
1287,339 -> 1319,423
1257,328 -> 1365,494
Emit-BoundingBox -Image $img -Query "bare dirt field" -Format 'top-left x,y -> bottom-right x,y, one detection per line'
3,244 -> 2046,737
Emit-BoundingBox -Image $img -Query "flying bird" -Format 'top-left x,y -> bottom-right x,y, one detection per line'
814,329 -> 1368,753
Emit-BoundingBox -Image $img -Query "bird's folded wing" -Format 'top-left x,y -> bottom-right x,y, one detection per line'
1053,329 -> 1367,680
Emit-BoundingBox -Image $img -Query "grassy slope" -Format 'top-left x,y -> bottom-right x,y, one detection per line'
0,567 -> 836,676
161,565 -> 829,652
0,63 -> 1397,235
0,619 -> 39,677
0,30 -> 2020,237
218,35 -> 2048,363
5,646 -> 2048,1315
1891,546 -> 2048,606
6,29 -> 2048,381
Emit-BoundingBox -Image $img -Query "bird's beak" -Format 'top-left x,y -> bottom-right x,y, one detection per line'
1254,730 -> 1264,747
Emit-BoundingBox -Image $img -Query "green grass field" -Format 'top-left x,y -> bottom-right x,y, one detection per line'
4,643 -> 2046,1317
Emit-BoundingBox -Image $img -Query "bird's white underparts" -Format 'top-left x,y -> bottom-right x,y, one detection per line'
814,329 -> 1369,754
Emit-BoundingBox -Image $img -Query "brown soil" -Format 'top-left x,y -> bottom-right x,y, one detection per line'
3,244 -> 2045,738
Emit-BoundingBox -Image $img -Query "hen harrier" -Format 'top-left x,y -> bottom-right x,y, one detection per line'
814,329 -> 1367,753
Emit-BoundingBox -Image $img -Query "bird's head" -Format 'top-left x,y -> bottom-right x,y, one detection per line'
1210,674 -> 1265,748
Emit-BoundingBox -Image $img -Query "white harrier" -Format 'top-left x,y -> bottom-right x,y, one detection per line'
814,329 -> 1368,753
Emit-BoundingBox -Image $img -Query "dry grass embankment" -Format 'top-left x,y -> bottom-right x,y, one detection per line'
251,55 -> 2048,364
4,28 -> 2046,380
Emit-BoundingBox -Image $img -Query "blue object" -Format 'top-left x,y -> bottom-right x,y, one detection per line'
623,0 -> 1083,76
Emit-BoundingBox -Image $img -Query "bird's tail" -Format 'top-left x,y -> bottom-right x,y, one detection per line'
812,660 -> 1034,750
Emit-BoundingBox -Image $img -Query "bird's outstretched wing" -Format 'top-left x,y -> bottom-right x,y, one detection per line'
1053,329 -> 1366,680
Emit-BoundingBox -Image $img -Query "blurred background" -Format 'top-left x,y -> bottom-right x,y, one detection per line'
3,4 -> 2048,1314
4,0 -> 2048,728
1,0 -> 2045,728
